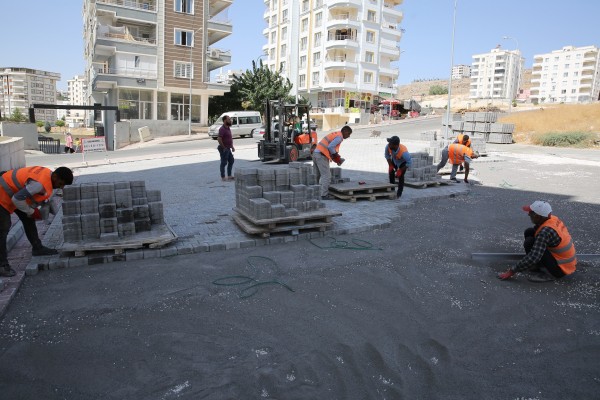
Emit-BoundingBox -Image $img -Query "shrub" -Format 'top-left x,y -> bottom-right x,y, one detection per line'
532,132 -> 597,147
428,85 -> 448,95
44,121 -> 51,133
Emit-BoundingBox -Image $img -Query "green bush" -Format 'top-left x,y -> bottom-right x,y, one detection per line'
533,132 -> 597,147
428,85 -> 448,95
44,121 -> 51,133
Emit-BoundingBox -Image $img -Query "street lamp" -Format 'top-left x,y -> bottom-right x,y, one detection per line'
502,36 -> 520,112
189,27 -> 204,136
445,0 -> 458,139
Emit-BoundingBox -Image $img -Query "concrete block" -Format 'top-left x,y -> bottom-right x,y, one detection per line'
68,257 -> 89,268
118,222 -> 136,237
80,198 -> 99,214
133,204 -> 150,219
146,190 -> 161,202
98,190 -> 116,204
160,246 -> 178,257
62,201 -> 81,216
143,248 -> 160,259
114,181 -> 130,190
99,203 -> 117,219
125,249 -> 144,261
97,182 -> 115,193
115,189 -> 133,209
79,183 -> 98,200
62,186 -> 80,201
117,208 -> 134,223
134,219 -> 152,232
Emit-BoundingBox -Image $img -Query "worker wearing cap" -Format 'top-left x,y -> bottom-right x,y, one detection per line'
447,142 -> 478,183
498,201 -> 577,283
312,125 -> 352,199
384,136 -> 412,199
436,134 -> 472,173
0,166 -> 74,277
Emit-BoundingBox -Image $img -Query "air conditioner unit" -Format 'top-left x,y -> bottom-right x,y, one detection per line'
209,49 -> 221,58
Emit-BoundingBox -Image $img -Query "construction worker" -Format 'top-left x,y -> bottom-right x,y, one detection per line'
498,201 -> 577,283
312,125 -> 352,199
436,133 -> 472,172
0,166 -> 74,277
447,142 -> 478,183
384,136 -> 412,199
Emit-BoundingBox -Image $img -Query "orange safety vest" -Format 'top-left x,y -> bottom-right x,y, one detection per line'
456,134 -> 472,148
535,216 -> 577,275
0,167 -> 53,213
294,131 -> 318,146
448,143 -> 473,165
387,144 -> 408,164
315,131 -> 343,160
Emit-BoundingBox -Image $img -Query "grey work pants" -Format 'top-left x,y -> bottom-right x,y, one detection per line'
436,146 -> 449,172
0,206 -> 42,267
312,152 -> 331,197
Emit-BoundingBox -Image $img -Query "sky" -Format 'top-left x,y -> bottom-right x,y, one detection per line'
0,0 -> 598,90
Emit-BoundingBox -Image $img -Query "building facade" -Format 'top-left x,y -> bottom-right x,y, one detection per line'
452,64 -> 471,79
0,67 -> 60,123
83,0 -> 232,131
262,0 -> 403,128
530,45 -> 600,104
469,47 -> 524,100
67,75 -> 89,127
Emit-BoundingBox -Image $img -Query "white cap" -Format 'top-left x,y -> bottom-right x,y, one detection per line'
522,201 -> 552,217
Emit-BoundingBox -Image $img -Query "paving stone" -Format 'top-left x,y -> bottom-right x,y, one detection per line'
125,249 -> 144,261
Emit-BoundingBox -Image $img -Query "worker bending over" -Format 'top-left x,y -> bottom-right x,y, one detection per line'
498,201 -> 577,283
0,166 -> 74,277
312,125 -> 352,199
384,136 -> 412,199
437,133 -> 471,172
447,142 -> 478,183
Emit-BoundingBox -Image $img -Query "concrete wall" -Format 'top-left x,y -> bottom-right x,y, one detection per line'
113,120 -> 190,149
0,136 -> 26,171
0,122 -> 38,150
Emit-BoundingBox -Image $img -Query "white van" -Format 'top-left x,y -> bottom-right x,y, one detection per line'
208,111 -> 262,139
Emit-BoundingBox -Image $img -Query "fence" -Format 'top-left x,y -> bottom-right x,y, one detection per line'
38,137 -> 62,154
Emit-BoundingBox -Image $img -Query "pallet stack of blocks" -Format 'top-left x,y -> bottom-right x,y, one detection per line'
61,181 -> 164,242
442,112 -> 514,144
403,152 -> 440,183
423,131 -> 487,164
235,163 -> 326,220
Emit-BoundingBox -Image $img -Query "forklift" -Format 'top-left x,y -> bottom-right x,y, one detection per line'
258,100 -> 318,163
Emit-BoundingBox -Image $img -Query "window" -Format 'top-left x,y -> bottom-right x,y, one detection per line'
565,63 -> 570,68
134,56 -> 140,68
271,32 -> 276,44
553,65 -> 558,70
175,29 -> 193,46
571,89 -> 577,93
280,61 -> 286,71
312,72 -> 320,85
282,27 -> 287,40
574,71 -> 579,77
282,10 -> 288,23
299,74 -> 306,87
366,31 -> 375,43
554,57 -> 559,61
281,44 -> 287,56
300,55 -> 307,68
566,55 -> 571,60
561,89 -> 566,94
364,72 -> 373,83
314,32 -> 321,46
572,80 -> 578,85
576,53 -> 582,59
175,0 -> 193,14
365,51 -> 374,63
313,52 -> 321,66
563,72 -> 568,77
367,10 -> 376,22
301,18 -> 308,32
302,0 -> 308,12
174,61 -> 192,78
315,12 -> 322,27
300,37 -> 307,51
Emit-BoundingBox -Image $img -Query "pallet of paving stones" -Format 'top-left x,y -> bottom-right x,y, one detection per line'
329,181 -> 397,202
404,179 -> 449,189
61,223 -> 178,257
233,207 -> 341,237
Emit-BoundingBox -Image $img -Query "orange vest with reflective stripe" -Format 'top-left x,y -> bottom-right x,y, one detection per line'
535,216 -> 577,275
448,143 -> 473,165
315,131 -> 342,160
456,134 -> 471,147
294,131 -> 318,145
387,144 -> 408,163
0,167 -> 53,213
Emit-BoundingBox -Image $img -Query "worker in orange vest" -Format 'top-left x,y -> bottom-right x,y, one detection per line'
498,201 -> 577,283
447,142 -> 478,183
0,166 -> 74,277
436,133 -> 471,172
384,136 -> 412,199
312,125 -> 352,199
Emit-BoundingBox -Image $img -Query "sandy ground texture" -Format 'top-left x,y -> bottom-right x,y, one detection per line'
0,146 -> 599,399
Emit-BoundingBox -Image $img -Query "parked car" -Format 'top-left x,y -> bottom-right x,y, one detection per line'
208,111 -> 262,139
251,125 -> 265,138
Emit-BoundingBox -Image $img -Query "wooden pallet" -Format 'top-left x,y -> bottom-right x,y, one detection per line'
404,179 -> 449,189
233,213 -> 332,237
61,223 -> 178,257
329,181 -> 397,202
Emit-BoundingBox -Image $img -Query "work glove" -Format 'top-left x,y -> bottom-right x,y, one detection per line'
396,169 -> 405,178
497,269 -> 515,280
30,208 -> 42,220
388,163 -> 395,173
331,153 -> 342,165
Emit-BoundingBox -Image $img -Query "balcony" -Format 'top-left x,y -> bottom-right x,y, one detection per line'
326,14 -> 360,30
378,83 -> 397,93
207,49 -> 232,71
323,76 -> 357,90
92,64 -> 157,90
324,55 -> 358,70
382,3 -> 403,20
379,66 -> 399,76
96,0 -> 157,23
325,33 -> 359,50
329,0 -> 361,8
97,0 -> 156,11
209,0 -> 232,16
207,17 -> 233,45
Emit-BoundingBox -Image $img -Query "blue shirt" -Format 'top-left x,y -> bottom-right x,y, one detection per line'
384,144 -> 412,168
314,134 -> 343,156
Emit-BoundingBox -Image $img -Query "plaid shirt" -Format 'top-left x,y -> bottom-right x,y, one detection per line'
514,226 -> 561,272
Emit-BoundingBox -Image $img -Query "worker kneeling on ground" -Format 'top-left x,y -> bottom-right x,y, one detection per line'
497,201 -> 577,283
312,125 -> 352,199
384,136 -> 412,199
437,133 -> 471,173
0,166 -> 74,277
447,141 -> 478,183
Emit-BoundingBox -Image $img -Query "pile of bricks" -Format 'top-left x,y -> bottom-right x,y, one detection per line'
62,181 -> 164,243
404,152 -> 439,183
235,163 -> 325,221
442,112 -> 514,144
330,167 -> 350,184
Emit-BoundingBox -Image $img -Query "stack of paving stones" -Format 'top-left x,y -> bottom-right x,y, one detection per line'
330,167 -> 350,184
62,181 -> 165,243
442,112 -> 514,144
403,152 -> 440,183
235,163 -> 324,221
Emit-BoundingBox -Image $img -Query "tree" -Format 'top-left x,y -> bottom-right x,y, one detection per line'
428,85 -> 448,95
9,108 -> 28,122
56,119 -> 66,132
44,121 -> 51,133
233,60 -> 293,113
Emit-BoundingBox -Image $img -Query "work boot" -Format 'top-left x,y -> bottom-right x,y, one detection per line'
450,178 -> 459,183
0,264 -> 16,277
32,246 -> 58,257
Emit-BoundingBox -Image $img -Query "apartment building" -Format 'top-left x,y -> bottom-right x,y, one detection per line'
452,64 -> 471,79
530,45 -> 600,104
0,67 -> 60,123
262,0 -> 403,128
469,47 -> 524,100
83,0 -> 232,135
67,75 -> 89,127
